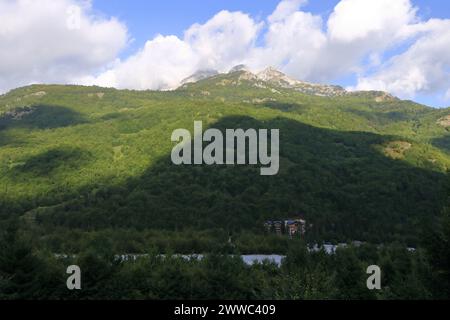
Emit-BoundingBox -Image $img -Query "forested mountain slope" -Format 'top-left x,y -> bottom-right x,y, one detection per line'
1,68 -> 449,251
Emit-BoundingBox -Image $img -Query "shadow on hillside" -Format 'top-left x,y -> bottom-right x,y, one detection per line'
258,101 -> 307,113
11,147 -> 93,177
0,104 -> 87,131
0,104 -> 87,146
348,109 -> 411,124
23,115 -> 447,244
432,134 -> 450,154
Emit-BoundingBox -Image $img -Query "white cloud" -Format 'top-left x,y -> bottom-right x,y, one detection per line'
185,10 -> 262,71
87,10 -> 261,90
242,0 -> 424,85
84,35 -> 199,90
327,0 -> 417,43
1,0 -> 449,104
247,8 -> 327,79
355,19 -> 450,98
0,0 -> 128,93
268,0 -> 307,23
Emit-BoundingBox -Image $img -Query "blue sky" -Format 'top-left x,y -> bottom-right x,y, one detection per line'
91,0 -> 450,107
93,0 -> 449,37
92,0 -> 356,59
92,0 -> 448,54
1,0 -> 448,108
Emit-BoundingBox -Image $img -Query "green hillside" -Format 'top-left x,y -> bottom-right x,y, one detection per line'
1,70 -> 449,252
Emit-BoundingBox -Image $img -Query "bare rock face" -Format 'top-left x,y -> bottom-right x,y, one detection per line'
437,115 -> 450,128
257,67 -> 288,83
180,65 -> 397,99
383,141 -> 412,160
29,91 -> 47,97
21,91 -> 47,99
375,93 -> 396,102
88,92 -> 105,98
257,67 -> 347,97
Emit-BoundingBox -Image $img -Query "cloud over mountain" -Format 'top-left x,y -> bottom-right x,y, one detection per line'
0,0 -> 128,93
84,10 -> 261,90
354,18 -> 450,99
1,0 -> 449,104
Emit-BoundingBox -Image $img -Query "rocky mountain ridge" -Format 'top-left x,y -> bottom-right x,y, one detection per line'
180,65 -> 397,100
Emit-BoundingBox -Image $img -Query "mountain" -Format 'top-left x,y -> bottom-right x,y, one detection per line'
256,66 -> 347,97
181,69 -> 219,85
181,65 -> 398,100
0,69 -> 449,252
229,64 -> 251,73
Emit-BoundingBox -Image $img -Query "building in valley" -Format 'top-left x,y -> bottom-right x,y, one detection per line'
284,219 -> 306,238
264,220 -> 284,236
265,217 -> 306,238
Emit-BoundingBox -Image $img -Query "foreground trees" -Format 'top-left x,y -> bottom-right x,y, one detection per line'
422,175 -> 450,299
0,226 -> 441,300
3,170 -> 450,301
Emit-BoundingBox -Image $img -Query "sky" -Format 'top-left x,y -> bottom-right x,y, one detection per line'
0,0 -> 449,107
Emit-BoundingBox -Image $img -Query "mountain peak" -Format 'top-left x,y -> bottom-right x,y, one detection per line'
179,65 -> 398,99
257,66 -> 286,79
181,69 -> 218,85
228,64 -> 251,73
257,67 -> 294,84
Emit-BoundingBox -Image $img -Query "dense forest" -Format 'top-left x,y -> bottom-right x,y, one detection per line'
0,200 -> 449,299
0,70 -> 449,299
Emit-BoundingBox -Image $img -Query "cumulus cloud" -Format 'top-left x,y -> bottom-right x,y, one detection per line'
90,0 -> 450,102
252,0 -> 421,82
185,10 -> 262,71
85,10 -> 261,90
327,0 -> 417,43
246,6 -> 327,79
0,0 -> 128,93
268,0 -> 307,23
83,35 -> 199,90
1,0 -> 449,104
355,19 -> 450,99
